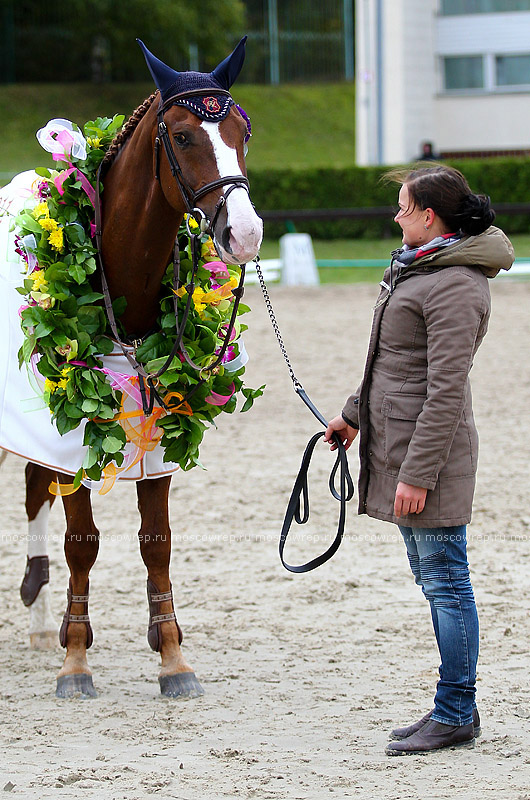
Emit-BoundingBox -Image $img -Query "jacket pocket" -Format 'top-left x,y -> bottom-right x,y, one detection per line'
382,392 -> 426,470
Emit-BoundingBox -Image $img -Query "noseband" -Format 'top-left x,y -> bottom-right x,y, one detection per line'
154,89 -> 250,235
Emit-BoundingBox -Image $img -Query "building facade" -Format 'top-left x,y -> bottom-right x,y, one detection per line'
356,0 -> 530,165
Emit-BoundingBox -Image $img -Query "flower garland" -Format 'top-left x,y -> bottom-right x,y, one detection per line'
14,115 -> 264,490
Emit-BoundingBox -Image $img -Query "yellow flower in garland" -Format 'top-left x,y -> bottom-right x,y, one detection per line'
57,366 -> 72,390
185,213 -> 200,233
191,287 -> 207,316
201,238 -> 218,260
38,216 -> 58,233
201,276 -> 238,305
44,378 -> 58,394
32,202 -> 50,220
31,270 -> 48,292
176,275 -> 239,318
32,196 -> 64,251
87,136 -> 101,148
175,285 -> 207,317
48,227 -> 64,253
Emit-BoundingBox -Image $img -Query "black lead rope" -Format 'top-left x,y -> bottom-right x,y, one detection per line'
254,258 -> 355,573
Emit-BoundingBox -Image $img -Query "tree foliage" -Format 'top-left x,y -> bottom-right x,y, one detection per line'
8,0 -> 245,82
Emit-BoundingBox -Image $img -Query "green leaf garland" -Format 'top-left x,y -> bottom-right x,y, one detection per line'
14,115 -> 264,485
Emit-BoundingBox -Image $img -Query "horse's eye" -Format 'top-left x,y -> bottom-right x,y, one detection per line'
174,133 -> 188,147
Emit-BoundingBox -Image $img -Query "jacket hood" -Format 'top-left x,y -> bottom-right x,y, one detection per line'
416,226 -> 514,278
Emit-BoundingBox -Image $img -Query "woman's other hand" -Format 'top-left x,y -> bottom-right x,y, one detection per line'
324,416 -> 359,451
394,482 -> 428,517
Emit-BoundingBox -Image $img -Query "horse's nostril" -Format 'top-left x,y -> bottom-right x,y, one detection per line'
221,225 -> 233,254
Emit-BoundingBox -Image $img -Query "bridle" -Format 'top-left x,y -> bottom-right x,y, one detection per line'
94,88 -> 250,416
154,89 -> 251,237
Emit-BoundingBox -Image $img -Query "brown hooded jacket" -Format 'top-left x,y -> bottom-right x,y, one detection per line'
342,226 -> 514,527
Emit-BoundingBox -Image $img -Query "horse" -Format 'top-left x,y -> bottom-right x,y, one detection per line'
0,36 -> 262,698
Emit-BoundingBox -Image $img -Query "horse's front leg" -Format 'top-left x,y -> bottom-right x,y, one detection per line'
20,463 -> 57,649
55,477 -> 98,698
137,476 -> 204,699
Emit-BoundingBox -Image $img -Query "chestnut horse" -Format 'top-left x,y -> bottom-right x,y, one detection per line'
4,38 -> 262,698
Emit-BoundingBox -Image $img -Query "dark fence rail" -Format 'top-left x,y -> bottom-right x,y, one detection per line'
259,203 -> 530,223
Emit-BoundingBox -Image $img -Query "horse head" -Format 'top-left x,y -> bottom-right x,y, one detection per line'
138,38 -> 263,265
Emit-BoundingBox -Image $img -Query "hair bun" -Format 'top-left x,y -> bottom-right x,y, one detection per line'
459,193 -> 495,236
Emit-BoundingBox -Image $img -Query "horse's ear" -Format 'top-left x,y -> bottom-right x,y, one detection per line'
210,36 -> 247,89
137,39 -> 181,95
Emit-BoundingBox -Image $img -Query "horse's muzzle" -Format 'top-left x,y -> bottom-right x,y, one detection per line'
216,216 -> 263,265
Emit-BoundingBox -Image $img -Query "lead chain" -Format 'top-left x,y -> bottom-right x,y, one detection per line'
253,257 -> 303,392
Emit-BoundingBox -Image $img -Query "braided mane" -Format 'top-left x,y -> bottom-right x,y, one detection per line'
102,91 -> 158,168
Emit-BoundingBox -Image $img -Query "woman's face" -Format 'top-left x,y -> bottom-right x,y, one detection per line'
394,184 -> 426,248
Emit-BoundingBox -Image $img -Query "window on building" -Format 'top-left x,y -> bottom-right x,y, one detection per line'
442,52 -> 530,92
441,0 -> 530,13
444,56 -> 484,90
496,54 -> 530,85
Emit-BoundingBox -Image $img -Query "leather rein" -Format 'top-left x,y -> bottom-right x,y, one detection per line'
94,89 -> 250,416
253,260 -> 355,573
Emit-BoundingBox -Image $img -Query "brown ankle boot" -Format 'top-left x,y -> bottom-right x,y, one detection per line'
385,720 -> 475,755
390,708 -> 481,741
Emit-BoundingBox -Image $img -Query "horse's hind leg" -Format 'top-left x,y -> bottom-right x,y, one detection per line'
55,478 -> 99,699
21,463 -> 57,650
137,476 -> 204,699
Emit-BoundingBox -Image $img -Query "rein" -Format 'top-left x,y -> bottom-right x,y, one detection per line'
93,90 -> 249,416
254,259 -> 355,573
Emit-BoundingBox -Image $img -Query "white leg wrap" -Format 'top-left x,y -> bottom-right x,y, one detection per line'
27,503 -> 51,558
29,584 -> 57,649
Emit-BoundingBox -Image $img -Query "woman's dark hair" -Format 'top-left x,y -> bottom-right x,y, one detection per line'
385,164 -> 495,236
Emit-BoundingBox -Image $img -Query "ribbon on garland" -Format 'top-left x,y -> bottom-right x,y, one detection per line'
54,164 -> 96,207
32,355 -> 231,496
35,120 -> 97,231
51,133 -> 97,236
49,373 -> 193,496
52,132 -> 96,207
205,382 -> 235,406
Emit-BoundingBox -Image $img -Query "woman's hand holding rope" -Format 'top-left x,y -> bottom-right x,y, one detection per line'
324,416 -> 358,451
324,417 -> 427,518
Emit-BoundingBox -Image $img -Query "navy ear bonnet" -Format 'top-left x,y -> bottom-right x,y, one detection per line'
137,37 -> 247,122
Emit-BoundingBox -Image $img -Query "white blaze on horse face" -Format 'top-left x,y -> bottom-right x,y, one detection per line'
201,121 -> 263,264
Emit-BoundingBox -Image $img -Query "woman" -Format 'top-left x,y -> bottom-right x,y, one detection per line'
324,165 -> 514,755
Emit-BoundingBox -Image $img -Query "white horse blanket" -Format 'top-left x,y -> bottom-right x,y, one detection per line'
0,171 -> 178,485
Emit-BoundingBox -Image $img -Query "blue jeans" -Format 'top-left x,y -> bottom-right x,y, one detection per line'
398,525 -> 479,727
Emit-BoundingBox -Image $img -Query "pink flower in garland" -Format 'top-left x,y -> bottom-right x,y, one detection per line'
220,345 -> 236,364
203,260 -> 229,287
14,235 -> 25,260
37,181 -> 51,199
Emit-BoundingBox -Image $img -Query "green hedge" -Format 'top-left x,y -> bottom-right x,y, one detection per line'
248,157 -> 530,239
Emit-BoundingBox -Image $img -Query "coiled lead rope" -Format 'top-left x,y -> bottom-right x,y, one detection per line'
253,257 -> 355,572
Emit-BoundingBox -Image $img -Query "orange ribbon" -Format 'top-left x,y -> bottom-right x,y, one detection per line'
49,385 -> 192,496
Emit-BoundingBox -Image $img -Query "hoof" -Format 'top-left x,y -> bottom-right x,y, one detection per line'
159,672 -> 204,699
56,673 -> 97,699
30,631 -> 57,651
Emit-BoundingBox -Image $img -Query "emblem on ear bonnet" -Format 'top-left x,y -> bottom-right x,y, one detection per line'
137,37 -> 247,121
